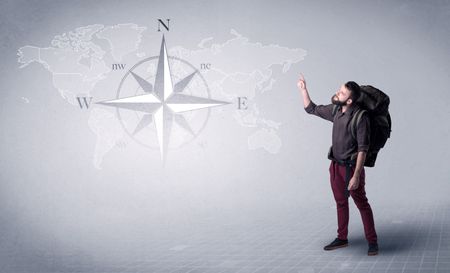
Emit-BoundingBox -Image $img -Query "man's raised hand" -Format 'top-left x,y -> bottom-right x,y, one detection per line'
297,73 -> 312,108
297,73 -> 307,91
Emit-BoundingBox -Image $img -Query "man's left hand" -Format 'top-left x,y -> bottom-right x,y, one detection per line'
348,176 -> 360,191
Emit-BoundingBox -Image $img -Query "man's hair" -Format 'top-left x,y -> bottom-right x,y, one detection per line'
345,81 -> 361,103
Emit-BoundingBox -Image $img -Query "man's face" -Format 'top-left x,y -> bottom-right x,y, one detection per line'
331,84 -> 352,106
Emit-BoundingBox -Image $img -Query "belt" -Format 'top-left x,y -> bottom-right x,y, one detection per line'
333,159 -> 356,166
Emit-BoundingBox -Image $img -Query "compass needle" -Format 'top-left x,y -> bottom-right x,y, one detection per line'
167,94 -> 231,113
174,71 -> 196,93
154,35 -> 174,101
130,71 -> 154,93
174,114 -> 195,136
132,114 -> 153,136
96,94 -> 161,114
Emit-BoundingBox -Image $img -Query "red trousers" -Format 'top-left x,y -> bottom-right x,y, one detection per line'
329,161 -> 377,243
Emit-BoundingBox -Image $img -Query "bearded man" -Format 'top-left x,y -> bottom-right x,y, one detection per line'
297,74 -> 378,256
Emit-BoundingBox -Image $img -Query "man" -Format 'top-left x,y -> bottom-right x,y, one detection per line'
297,74 -> 378,256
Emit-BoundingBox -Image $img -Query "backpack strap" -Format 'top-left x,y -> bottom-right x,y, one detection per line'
350,109 -> 367,139
332,105 -> 340,117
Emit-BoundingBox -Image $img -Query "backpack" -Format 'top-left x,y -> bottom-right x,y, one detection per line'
332,85 -> 392,167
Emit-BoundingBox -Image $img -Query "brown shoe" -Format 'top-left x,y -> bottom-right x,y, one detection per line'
323,238 -> 348,251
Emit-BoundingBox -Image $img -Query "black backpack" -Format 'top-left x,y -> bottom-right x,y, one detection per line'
332,85 -> 392,167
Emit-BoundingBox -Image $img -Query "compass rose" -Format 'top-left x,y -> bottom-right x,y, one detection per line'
97,36 -> 230,161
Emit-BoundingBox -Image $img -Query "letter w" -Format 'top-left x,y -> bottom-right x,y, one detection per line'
77,97 -> 93,109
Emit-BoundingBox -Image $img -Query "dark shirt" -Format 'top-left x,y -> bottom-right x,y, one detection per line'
304,101 -> 370,161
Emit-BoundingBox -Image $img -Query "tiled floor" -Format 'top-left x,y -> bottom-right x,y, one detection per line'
1,202 -> 450,273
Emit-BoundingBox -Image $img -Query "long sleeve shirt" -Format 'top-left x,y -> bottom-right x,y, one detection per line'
304,102 -> 370,162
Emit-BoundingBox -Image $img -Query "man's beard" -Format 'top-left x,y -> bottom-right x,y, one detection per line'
331,95 -> 347,106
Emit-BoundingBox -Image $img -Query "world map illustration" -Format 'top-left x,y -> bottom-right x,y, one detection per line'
17,23 -> 307,168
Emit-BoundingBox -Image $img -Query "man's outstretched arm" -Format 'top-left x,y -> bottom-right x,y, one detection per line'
297,74 -> 334,121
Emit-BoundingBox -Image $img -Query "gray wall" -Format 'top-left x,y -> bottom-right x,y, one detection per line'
1,0 -> 449,264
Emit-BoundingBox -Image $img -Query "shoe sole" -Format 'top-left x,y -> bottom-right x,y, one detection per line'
324,243 -> 348,251
368,251 -> 378,256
